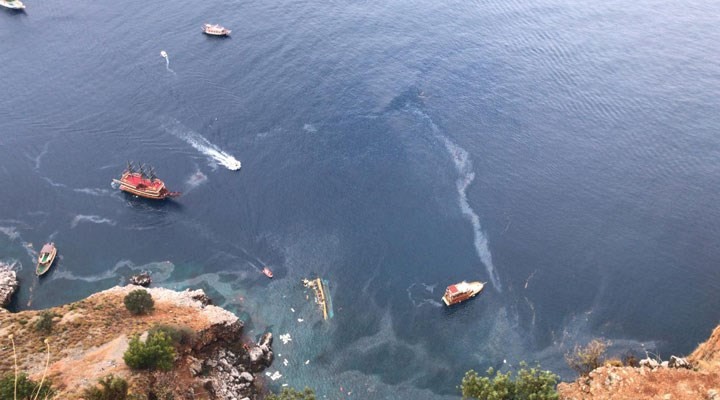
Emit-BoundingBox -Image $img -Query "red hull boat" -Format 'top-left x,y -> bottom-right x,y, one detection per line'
113,162 -> 180,200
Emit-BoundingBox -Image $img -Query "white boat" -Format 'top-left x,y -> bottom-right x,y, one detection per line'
160,50 -> 168,58
0,0 -> 26,9
202,23 -> 231,36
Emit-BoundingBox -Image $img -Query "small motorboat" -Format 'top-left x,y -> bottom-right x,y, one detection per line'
160,50 -> 168,58
0,0 -> 25,10
202,23 -> 231,36
36,242 -> 57,276
262,267 -> 273,279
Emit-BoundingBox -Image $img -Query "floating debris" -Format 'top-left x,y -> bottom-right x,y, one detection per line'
279,333 -> 292,344
305,360 -> 310,365
290,307 -> 295,313
269,371 -> 282,381
297,318 -> 304,322
283,359 -> 289,366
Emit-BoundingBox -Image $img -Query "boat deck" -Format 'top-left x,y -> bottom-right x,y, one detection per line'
303,278 -> 333,320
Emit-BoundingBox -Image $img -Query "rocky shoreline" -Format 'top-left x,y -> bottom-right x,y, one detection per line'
0,262 -> 18,308
0,284 -> 275,399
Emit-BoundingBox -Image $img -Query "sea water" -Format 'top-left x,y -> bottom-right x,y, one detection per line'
1,0 -> 720,397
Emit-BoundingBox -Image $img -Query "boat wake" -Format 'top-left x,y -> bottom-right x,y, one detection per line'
70,214 -> 117,229
160,50 -> 175,74
51,259 -> 175,283
406,283 -> 443,308
161,118 -> 242,171
412,109 -> 502,292
184,169 -> 208,193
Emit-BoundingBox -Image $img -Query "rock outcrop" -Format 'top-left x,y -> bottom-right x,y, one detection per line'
128,271 -> 152,287
0,285 -> 272,399
559,326 -> 720,400
0,263 -> 19,308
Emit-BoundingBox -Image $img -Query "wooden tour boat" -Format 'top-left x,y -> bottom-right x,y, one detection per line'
112,162 -> 180,200
441,281 -> 485,306
36,242 -> 57,276
202,23 -> 231,36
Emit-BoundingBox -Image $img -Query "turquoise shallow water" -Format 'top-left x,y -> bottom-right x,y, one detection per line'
2,0 -> 720,397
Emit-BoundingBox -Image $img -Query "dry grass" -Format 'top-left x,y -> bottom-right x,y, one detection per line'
0,290 -> 214,398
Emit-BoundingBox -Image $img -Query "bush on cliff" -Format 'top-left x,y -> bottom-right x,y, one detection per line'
266,387 -> 316,400
124,289 -> 154,315
123,331 -> 175,371
148,323 -> 196,348
82,374 -> 129,400
0,372 -> 55,399
461,362 -> 558,400
34,310 -> 54,334
564,339 -> 609,376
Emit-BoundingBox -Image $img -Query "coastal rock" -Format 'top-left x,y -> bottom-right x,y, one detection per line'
128,272 -> 151,287
248,333 -> 274,372
640,358 -> 660,369
189,290 -> 213,306
669,356 -> 691,369
0,263 -> 19,308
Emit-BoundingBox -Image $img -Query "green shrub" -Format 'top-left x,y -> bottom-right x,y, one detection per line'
148,324 -> 196,348
123,331 -> 175,371
34,311 -> 54,334
461,362 -> 558,400
565,339 -> 609,376
83,374 -> 129,400
124,289 -> 154,315
266,387 -> 316,400
0,373 -> 55,399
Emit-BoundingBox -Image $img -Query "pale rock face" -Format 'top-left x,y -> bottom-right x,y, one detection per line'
0,264 -> 18,308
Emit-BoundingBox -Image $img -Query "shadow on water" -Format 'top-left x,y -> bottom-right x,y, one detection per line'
1,8 -> 26,15
121,193 -> 185,212
441,297 -> 486,316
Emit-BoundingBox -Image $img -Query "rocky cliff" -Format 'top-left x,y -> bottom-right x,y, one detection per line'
558,324 -> 720,400
0,285 -> 273,399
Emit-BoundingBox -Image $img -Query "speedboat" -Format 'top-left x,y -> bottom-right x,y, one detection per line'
202,23 -> 231,37
160,50 -> 168,58
36,243 -> 57,276
262,267 -> 273,278
0,0 -> 26,10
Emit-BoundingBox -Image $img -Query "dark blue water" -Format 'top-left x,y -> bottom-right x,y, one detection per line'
2,0 -> 720,397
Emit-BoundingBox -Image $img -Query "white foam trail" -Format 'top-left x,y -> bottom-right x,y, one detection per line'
31,142 -> 51,170
161,51 -> 175,74
303,123 -> 317,133
0,226 -> 20,240
162,118 -> 242,171
412,109 -> 502,291
406,283 -> 444,308
51,260 -> 175,283
184,170 -> 208,193
442,136 -> 502,291
70,214 -> 117,228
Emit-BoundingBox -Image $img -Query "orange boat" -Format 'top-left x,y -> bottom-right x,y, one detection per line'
262,267 -> 273,278
442,281 -> 485,306
112,162 -> 180,200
